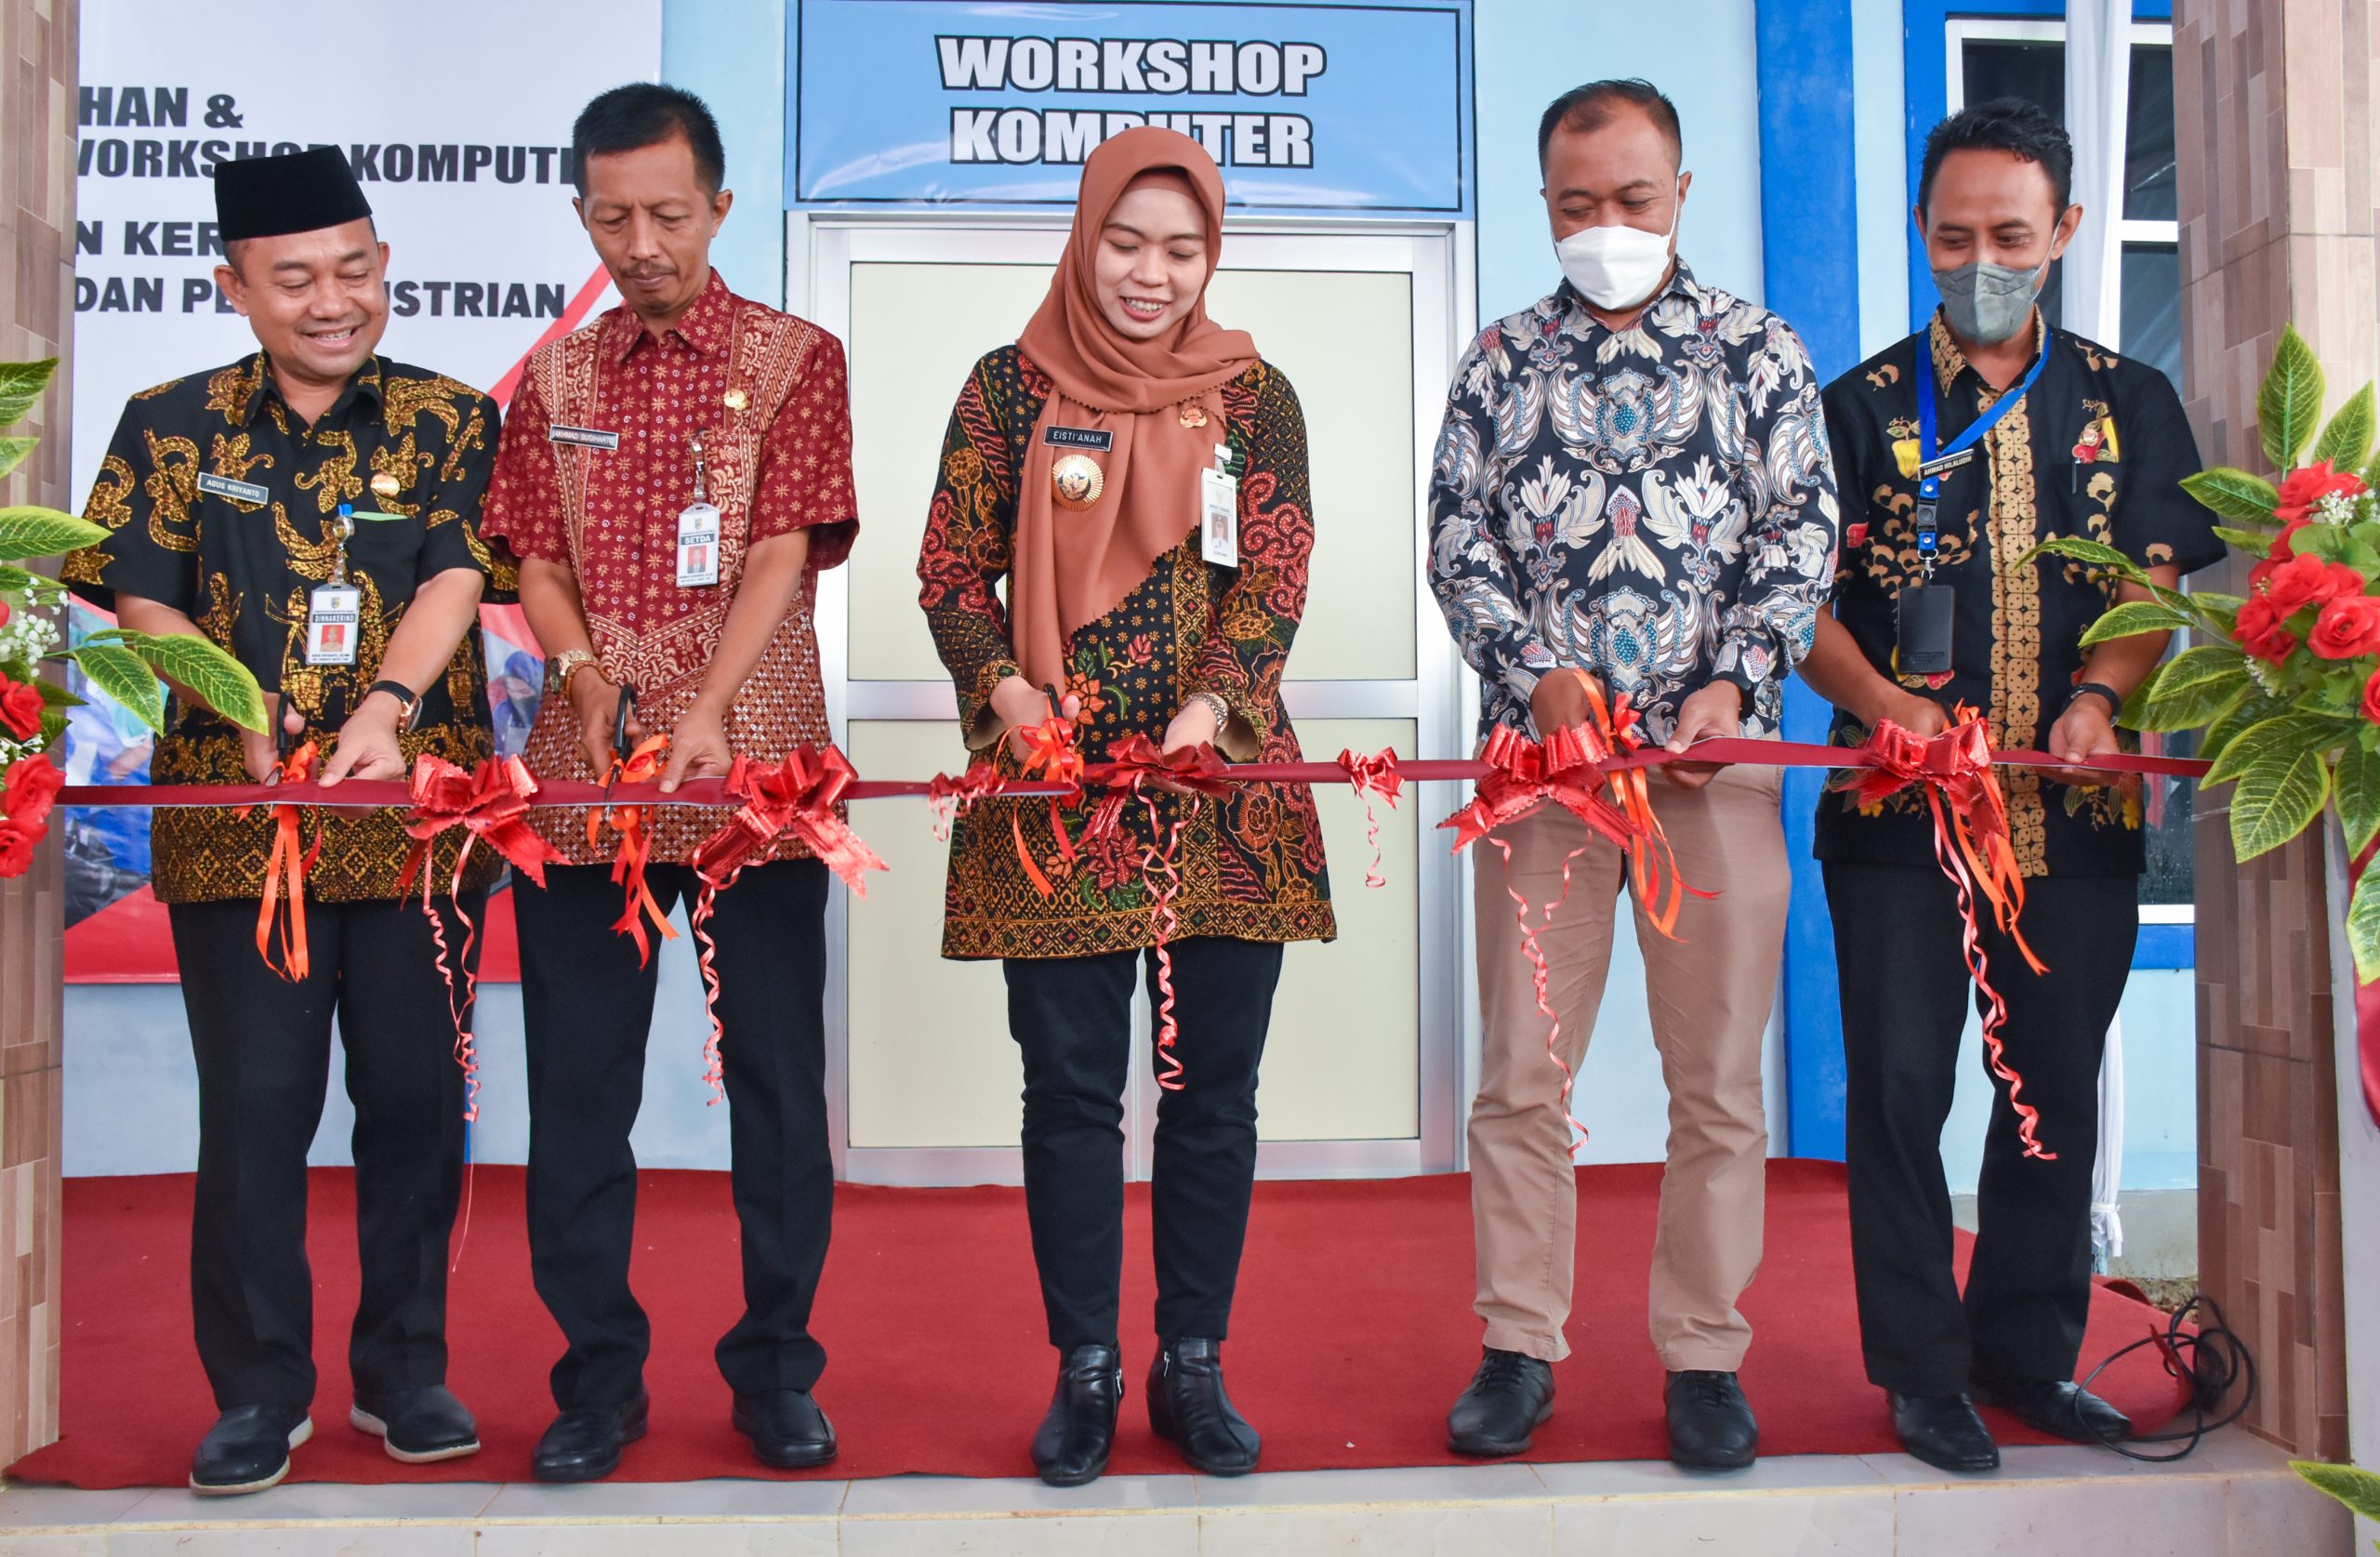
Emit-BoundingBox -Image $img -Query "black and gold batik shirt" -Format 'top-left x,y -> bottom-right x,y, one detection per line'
63,353 -> 514,904
1817,315 -> 2221,878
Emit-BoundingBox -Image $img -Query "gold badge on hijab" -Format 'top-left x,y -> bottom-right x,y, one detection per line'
1179,402 -> 1208,428
370,471 -> 402,499
1051,454 -> 1104,511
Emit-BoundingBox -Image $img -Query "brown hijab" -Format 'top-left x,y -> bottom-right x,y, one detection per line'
1012,127 -> 1256,693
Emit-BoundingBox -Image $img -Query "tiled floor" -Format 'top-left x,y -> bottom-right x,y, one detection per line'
0,1430 -> 2352,1555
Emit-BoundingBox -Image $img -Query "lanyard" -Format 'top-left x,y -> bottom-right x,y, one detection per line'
1911,340 -> 2049,578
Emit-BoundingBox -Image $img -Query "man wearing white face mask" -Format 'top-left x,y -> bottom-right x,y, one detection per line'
1799,99 -> 2218,1472
1427,79 -> 1839,1470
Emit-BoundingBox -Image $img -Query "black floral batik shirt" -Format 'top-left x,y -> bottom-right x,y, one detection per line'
63,352 -> 511,903
1817,314 -> 2222,877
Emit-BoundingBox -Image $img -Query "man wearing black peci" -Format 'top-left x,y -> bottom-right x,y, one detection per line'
1798,99 -> 2222,1472
62,148 -> 507,1494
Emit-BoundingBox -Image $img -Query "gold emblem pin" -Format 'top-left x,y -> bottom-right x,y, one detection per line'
1051,453 -> 1104,511
1179,403 -> 1209,429
723,389 -> 749,412
370,471 -> 401,499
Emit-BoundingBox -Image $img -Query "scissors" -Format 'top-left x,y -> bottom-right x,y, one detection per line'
599,684 -> 638,810
264,701 -> 308,786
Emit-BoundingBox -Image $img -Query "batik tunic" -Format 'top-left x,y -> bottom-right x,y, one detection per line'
63,353 -> 508,903
918,347 -> 1335,959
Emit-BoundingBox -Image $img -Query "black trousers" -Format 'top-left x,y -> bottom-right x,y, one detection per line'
1825,861 -> 2136,1395
168,891 -> 480,1411
514,860 -> 831,1408
1003,936 -> 1284,1354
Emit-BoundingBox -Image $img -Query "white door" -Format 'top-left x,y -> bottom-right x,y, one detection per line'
794,218 -> 1471,1185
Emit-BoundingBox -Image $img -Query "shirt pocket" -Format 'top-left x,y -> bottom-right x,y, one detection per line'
345,515 -> 429,596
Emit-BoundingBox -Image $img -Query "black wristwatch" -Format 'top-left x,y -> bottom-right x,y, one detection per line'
365,678 -> 422,731
2069,681 -> 2124,718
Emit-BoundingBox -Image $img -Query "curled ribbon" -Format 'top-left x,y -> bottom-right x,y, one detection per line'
1079,735 -> 1237,1092
1336,747 -> 1404,890
1844,708 -> 2055,1159
235,741 -> 321,983
926,760 -> 1006,843
686,747 -> 890,1102
396,752 -> 568,1269
588,734 -> 678,967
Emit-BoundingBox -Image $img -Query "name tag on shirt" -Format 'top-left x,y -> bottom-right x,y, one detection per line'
305,584 -> 361,666
1199,467 -> 1239,569
677,501 -> 721,587
196,471 -> 270,507
549,424 -> 621,451
1915,448 -> 1977,481
1045,426 -> 1114,451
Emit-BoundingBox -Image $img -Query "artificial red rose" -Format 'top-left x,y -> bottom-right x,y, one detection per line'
2362,668 -> 2380,726
2309,594 -> 2380,660
2233,595 -> 2300,664
0,676 -> 39,740
2,751 -> 63,832
0,596 -> 11,627
2261,553 -> 2368,617
2274,459 -> 2369,525
0,819 -> 33,877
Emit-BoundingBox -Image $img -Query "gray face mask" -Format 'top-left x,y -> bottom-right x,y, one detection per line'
1933,258 -> 2046,344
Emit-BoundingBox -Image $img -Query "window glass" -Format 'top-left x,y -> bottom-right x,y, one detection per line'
2139,728 -> 2198,907
1962,40 -> 2063,120
2125,45 -> 2178,221
2120,242 -> 2182,389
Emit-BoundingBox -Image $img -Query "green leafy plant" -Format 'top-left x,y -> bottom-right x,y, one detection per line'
2030,324 -> 2380,976
0,357 -> 264,878
2293,1458 -> 2380,1548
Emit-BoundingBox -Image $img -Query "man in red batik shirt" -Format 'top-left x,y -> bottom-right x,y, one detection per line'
481,84 -> 858,1484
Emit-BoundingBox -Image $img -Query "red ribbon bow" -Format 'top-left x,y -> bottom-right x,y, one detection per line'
1847,708 -> 2055,1159
1337,748 -> 1404,889
1011,717 -> 1089,897
398,753 -> 568,895
690,746 -> 887,897
235,741 -> 321,982
1439,723 -> 1641,858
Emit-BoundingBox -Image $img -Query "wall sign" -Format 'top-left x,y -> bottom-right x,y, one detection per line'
790,0 -> 1471,215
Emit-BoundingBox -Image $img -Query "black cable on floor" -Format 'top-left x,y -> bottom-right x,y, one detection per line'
2072,1292 -> 2256,1461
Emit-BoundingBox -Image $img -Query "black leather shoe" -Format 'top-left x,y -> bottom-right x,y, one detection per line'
1148,1338 -> 1260,1476
350,1384 -> 480,1464
1889,1391 -> 2001,1472
733,1389 -> 839,1470
1665,1370 -> 1758,1470
531,1392 -> 650,1483
190,1403 -> 312,1496
1971,1372 -> 2132,1444
1033,1344 -> 1122,1487
1448,1348 -> 1555,1457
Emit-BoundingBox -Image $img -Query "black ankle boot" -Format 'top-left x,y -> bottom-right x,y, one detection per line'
1032,1344 -> 1122,1487
1147,1338 -> 1260,1476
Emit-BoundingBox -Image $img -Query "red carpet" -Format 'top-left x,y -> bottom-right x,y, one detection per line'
9,1162 -> 2188,1487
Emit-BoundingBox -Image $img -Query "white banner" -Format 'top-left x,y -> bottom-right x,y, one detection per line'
71,0 -> 662,503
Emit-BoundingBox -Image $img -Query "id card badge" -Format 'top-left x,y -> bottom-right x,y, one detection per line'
1199,460 -> 1239,569
677,501 -> 721,587
305,584 -> 361,666
1896,583 -> 1955,677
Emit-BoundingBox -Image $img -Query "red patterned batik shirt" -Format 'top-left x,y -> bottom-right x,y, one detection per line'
481,270 -> 858,864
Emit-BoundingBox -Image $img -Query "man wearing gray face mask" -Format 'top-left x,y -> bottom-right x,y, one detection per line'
1797,98 -> 2222,1474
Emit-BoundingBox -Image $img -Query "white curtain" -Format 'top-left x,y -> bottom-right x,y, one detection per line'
2063,0 -> 2132,347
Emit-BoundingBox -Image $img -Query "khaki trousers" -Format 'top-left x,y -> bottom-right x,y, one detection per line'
1469,761 -> 1788,1369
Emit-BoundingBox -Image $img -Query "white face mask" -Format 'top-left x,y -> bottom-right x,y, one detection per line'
1554,189 -> 1680,311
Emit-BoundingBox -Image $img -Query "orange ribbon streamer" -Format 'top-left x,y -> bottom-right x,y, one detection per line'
686,747 -> 890,1102
235,741 -> 321,983
1336,747 -> 1404,889
588,734 -> 677,967
1843,707 -> 2055,1159
1012,715 -> 1088,897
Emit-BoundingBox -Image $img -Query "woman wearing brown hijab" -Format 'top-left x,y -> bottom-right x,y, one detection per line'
917,128 -> 1333,1485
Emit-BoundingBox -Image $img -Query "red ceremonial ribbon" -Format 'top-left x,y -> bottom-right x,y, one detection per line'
234,741 -> 321,983
588,733 -> 677,967
926,760 -> 1007,842
1337,747 -> 1403,889
1078,735 -> 1238,1092
686,747 -> 889,1101
1844,708 -> 2055,1160
1011,715 -> 1089,896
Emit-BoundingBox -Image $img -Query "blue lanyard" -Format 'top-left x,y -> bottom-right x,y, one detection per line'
1911,337 -> 2050,574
